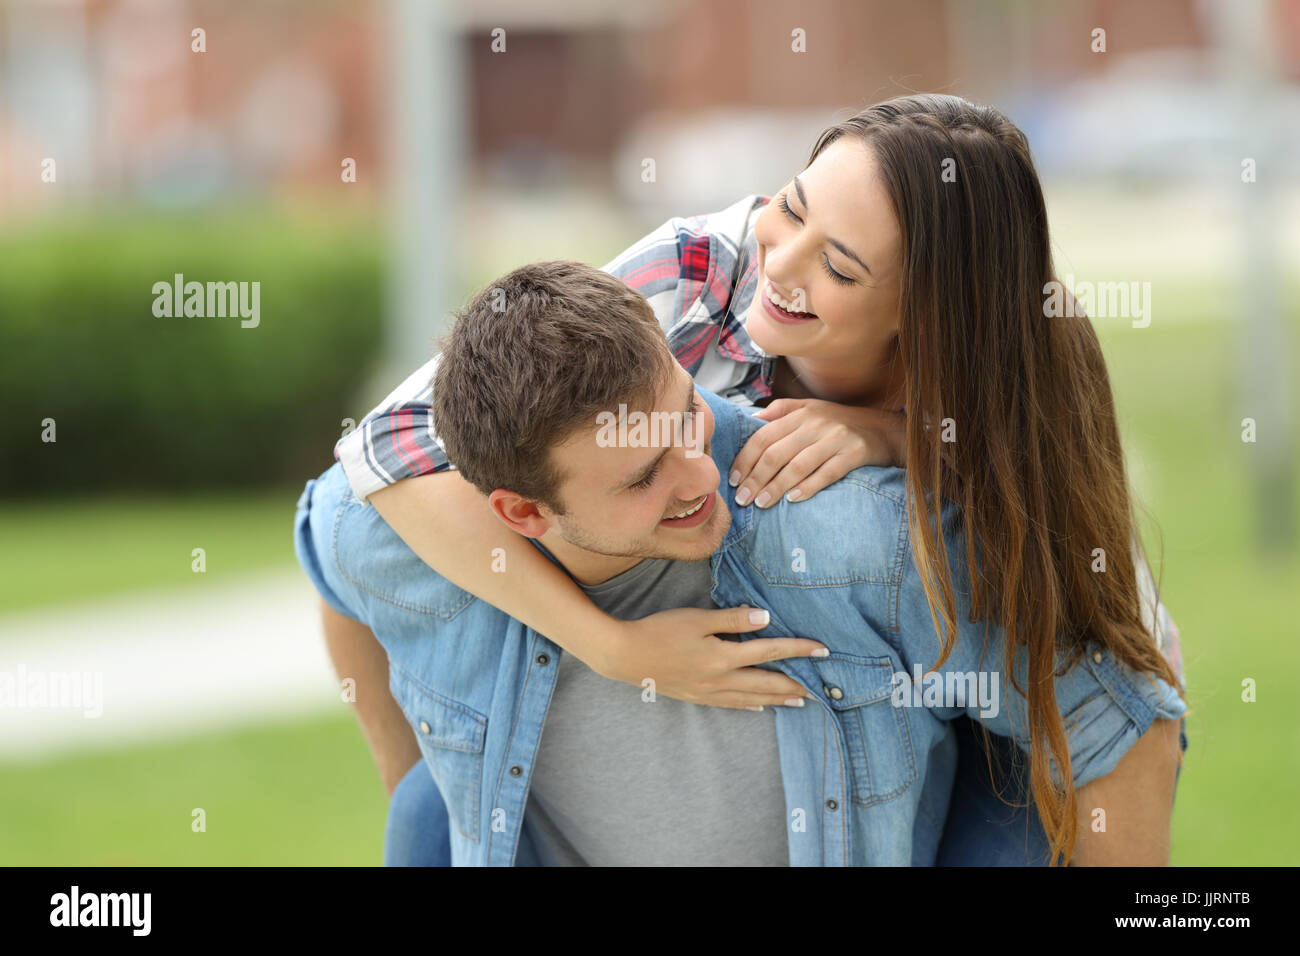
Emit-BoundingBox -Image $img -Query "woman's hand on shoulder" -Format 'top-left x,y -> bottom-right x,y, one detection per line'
728,398 -> 906,508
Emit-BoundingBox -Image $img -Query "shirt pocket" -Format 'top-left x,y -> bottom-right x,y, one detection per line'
392,670 -> 488,843
812,654 -> 916,807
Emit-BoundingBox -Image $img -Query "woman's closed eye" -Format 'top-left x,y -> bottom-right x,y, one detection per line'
778,194 -> 855,286
821,257 -> 853,286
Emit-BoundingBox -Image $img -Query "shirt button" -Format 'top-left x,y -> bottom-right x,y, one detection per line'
828,686 -> 844,701
1093,651 -> 1103,664
826,798 -> 839,811
419,720 -> 431,735
536,653 -> 550,666
509,765 -> 523,777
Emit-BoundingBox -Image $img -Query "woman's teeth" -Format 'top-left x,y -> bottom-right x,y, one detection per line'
766,285 -> 814,316
668,497 -> 705,519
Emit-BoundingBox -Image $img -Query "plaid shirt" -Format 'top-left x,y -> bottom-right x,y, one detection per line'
331,192 -> 1185,692
334,193 -> 773,501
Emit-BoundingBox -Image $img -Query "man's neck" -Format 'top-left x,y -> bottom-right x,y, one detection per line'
535,532 -> 648,587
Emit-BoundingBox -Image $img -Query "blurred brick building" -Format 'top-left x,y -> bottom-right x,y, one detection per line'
2,0 -> 1297,213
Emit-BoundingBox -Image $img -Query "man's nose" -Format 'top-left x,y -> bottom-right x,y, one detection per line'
674,450 -> 719,502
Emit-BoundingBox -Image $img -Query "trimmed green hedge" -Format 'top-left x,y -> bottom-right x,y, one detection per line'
0,207 -> 385,493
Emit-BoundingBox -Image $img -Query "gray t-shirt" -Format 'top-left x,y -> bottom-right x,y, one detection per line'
521,555 -> 789,866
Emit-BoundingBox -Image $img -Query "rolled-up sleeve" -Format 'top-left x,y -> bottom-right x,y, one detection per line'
1052,644 -> 1187,790
333,354 -> 455,503
293,463 -> 365,620
946,635 -> 1187,792
897,504 -> 1189,793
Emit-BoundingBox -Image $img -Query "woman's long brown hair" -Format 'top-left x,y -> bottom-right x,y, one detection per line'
809,94 -> 1184,865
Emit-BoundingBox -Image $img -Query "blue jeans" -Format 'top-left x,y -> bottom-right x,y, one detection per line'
933,714 -> 1188,866
383,761 -> 452,867
384,716 -> 1186,866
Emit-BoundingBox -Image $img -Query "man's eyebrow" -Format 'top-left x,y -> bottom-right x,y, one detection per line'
792,175 -> 873,276
614,381 -> 699,491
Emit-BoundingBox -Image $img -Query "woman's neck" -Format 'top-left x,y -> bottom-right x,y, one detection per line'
773,352 -> 906,411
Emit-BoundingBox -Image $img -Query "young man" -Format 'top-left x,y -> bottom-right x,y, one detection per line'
293,261 -> 1185,866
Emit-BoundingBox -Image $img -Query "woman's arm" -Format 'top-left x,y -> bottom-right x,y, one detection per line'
1073,717 -> 1183,865
368,469 -> 825,710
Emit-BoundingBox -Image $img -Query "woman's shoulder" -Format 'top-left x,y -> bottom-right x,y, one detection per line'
682,193 -> 770,245
602,194 -> 769,283
598,195 -> 774,400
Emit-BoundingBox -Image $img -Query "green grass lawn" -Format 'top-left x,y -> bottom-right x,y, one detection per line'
0,305 -> 1295,865
1098,313 -> 1300,866
0,489 -> 302,617
0,711 -> 386,866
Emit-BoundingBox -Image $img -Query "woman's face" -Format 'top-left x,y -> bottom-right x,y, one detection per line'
744,137 -> 903,373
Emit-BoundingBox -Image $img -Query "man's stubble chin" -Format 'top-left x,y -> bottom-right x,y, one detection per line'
650,503 -> 732,563
556,502 -> 731,564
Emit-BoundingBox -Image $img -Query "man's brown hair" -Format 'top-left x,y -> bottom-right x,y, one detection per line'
431,260 -> 675,514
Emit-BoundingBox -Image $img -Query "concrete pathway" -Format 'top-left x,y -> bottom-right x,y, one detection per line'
0,569 -> 342,761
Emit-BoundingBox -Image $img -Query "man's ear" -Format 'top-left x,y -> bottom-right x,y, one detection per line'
487,489 -> 553,538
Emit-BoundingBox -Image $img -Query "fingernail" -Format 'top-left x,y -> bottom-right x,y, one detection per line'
811,647 -> 829,657
755,491 -> 771,508
735,487 -> 751,506
749,608 -> 770,626
747,705 -> 765,712
783,698 -> 806,708
728,470 -> 740,487
786,488 -> 803,502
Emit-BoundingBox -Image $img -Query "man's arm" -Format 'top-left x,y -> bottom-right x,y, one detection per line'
318,598 -> 421,798
1072,717 -> 1183,865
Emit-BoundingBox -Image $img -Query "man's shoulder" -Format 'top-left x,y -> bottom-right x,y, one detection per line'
702,387 -> 912,575
698,385 -> 750,463
760,463 -> 909,533
738,464 -> 910,588
314,463 -> 490,626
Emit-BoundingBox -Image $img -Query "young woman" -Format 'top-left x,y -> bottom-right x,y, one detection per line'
335,94 -> 1186,865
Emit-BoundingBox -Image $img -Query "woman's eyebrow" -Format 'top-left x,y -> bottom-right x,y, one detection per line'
792,175 -> 873,276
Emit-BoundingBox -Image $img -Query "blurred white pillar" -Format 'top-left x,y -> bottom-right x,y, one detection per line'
1208,0 -> 1295,553
2,0 -> 95,205
380,0 -> 466,389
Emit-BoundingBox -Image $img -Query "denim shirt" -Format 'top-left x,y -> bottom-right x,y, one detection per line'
294,386 -> 1187,866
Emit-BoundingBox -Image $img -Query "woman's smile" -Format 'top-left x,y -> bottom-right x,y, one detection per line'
760,280 -> 820,323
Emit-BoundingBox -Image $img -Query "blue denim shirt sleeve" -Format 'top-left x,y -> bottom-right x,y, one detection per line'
897,498 -> 1188,792
294,470 -> 362,620
1047,647 -> 1187,789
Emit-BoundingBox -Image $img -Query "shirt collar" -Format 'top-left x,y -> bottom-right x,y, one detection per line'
712,227 -> 778,390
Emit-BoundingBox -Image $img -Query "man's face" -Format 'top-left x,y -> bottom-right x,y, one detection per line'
541,362 -> 731,563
